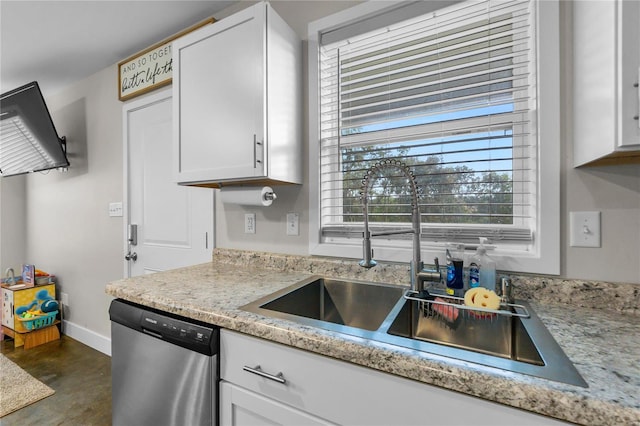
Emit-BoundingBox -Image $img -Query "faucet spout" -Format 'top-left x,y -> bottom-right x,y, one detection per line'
359,159 -> 435,292
4,267 -> 16,285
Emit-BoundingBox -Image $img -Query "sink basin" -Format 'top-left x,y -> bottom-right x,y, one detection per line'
381,296 -> 587,387
387,298 -> 544,365
241,277 -> 587,388
242,277 -> 405,331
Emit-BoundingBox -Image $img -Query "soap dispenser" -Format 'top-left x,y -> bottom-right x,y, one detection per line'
469,238 -> 496,292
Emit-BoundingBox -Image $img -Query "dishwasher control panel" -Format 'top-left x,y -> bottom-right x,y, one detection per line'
143,312 -> 211,343
109,299 -> 218,356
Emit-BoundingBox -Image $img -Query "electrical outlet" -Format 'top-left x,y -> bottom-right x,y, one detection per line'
60,292 -> 69,306
570,211 -> 601,247
286,212 -> 299,236
245,213 -> 256,234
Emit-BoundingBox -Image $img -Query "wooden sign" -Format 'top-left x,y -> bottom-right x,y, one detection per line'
118,17 -> 215,101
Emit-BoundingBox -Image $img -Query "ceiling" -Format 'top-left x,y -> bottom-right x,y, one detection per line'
0,1 -> 236,97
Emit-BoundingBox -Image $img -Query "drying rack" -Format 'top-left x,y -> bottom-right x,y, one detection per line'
404,290 -> 531,320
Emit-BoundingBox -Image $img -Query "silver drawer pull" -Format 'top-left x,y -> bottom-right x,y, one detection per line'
242,365 -> 286,384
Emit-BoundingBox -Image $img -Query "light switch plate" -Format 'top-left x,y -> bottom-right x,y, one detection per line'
286,212 -> 299,236
570,211 -> 601,247
109,202 -> 123,217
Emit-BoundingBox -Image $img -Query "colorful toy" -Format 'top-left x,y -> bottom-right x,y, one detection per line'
15,288 -> 56,315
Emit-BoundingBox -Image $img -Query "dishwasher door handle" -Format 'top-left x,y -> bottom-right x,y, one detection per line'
142,328 -> 163,339
242,365 -> 286,384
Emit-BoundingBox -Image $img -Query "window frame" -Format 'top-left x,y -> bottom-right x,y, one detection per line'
308,0 -> 560,275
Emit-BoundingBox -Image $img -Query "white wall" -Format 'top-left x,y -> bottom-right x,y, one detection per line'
3,0 -> 638,352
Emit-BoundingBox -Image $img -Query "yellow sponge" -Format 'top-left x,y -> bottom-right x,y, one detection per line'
464,287 -> 500,310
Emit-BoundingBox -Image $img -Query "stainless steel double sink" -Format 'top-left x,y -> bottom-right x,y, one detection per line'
241,276 -> 587,387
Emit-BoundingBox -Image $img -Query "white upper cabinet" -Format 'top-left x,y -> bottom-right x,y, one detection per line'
172,2 -> 302,186
573,0 -> 640,167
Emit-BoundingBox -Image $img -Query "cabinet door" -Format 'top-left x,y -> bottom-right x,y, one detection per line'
618,0 -> 640,149
573,0 -> 640,166
220,382 -> 333,426
174,4 -> 265,184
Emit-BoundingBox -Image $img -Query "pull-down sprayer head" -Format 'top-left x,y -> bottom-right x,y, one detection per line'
359,159 -> 426,290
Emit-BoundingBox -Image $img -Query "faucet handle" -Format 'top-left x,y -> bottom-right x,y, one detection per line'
418,258 -> 442,284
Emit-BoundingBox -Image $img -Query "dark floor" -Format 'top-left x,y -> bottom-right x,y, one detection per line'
1,333 -> 111,426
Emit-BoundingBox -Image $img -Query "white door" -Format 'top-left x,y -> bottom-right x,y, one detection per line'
124,88 -> 214,276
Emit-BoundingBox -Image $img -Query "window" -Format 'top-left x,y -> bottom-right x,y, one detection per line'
308,0 -> 560,274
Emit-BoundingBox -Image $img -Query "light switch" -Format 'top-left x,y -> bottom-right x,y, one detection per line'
570,211 -> 601,247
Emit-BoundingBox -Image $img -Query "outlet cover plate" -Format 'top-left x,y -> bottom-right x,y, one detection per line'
245,213 -> 256,234
286,212 -> 299,236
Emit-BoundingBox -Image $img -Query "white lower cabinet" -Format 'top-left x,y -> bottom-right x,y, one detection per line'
219,330 -> 568,426
220,382 -> 332,426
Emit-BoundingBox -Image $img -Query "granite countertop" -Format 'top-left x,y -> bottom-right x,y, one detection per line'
105,249 -> 640,425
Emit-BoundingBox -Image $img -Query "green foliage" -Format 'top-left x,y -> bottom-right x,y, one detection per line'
340,145 -> 513,225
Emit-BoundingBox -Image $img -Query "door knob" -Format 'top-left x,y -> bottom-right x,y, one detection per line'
125,252 -> 138,261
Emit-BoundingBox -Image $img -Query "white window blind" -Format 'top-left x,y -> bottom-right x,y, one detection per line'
318,0 -> 537,245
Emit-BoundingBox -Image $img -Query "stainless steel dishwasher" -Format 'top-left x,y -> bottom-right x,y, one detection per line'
109,299 -> 219,426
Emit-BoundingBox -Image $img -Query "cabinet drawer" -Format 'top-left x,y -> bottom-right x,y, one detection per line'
221,329 -> 334,417
222,330 -> 410,424
220,330 -> 567,425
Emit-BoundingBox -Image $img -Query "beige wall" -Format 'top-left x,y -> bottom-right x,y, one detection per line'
23,66 -> 124,338
562,164 -> 640,282
3,0 -> 638,346
0,175 -> 27,273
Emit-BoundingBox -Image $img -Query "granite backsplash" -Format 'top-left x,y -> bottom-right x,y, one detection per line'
213,249 -> 640,316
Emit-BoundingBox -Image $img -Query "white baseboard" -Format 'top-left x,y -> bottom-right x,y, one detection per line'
62,320 -> 111,356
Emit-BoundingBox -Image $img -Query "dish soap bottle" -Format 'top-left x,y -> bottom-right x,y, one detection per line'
445,244 -> 465,297
472,238 -> 496,292
468,256 -> 480,289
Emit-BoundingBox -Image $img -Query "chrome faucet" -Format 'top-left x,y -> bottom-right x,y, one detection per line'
359,159 -> 441,293
4,268 -> 16,285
